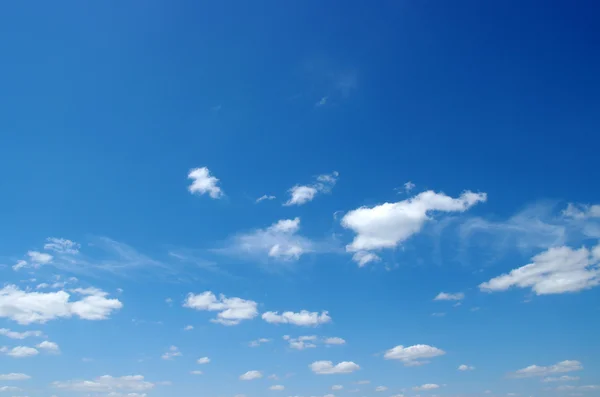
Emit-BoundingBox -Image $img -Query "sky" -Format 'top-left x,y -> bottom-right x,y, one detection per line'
0,1 -> 599,397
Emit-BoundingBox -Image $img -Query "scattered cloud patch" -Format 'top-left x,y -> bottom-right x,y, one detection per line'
310,361 -> 360,375
284,335 -> 318,350
184,325 -> 194,331
413,384 -> 440,391
197,356 -> 210,364
52,375 -> 155,392
188,167 -> 224,199
270,385 -> 285,391
352,251 -> 381,267
480,243 -> 600,295
0,346 -> 39,358
510,360 -> 583,378
375,386 -> 388,392
249,338 -> 271,347
262,310 -> 331,326
0,328 -> 44,339
36,340 -> 60,353
542,376 -> 580,382
190,370 -> 203,375
240,370 -> 263,381
257,195 -> 276,203
434,292 -> 465,301
44,237 -> 80,254
0,285 -> 122,324
332,385 -> 343,390
0,373 -> 31,381
184,291 -> 258,326
161,346 -> 182,360
324,337 -> 346,345
284,171 -> 339,206
383,344 -> 446,366
458,364 -> 475,371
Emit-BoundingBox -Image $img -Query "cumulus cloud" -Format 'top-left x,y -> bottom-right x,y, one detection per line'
270,385 -> 285,391
0,285 -> 122,325
13,251 -> 53,270
0,328 -> 44,339
240,370 -> 263,380
310,361 -> 360,375
184,291 -> 258,326
44,237 -> 80,254
184,325 -> 194,331
0,346 -> 39,358
383,344 -> 446,366
341,190 -> 486,264
284,171 -> 339,206
0,373 -> 31,381
510,360 -> 583,378
53,375 -> 155,392
352,251 -> 381,267
197,357 -> 210,364
284,335 -> 318,350
434,292 -> 465,301
36,341 -> 60,353
324,337 -> 346,345
562,203 -> 600,220
479,243 -> 600,295
331,385 -> 343,390
458,364 -> 475,371
262,310 -> 331,326
188,167 -> 224,199
413,384 -> 439,391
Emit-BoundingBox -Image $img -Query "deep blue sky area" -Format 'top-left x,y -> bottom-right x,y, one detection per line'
0,2 -> 599,397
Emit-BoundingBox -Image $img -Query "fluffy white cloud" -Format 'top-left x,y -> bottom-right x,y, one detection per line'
284,172 -> 339,206
270,385 -> 285,391
458,364 -> 475,371
434,292 -> 465,301
341,190 -> 486,264
188,167 -> 224,199
240,370 -> 263,381
413,384 -> 439,391
0,328 -> 44,339
53,375 -> 155,392
480,244 -> 600,295
225,218 -> 314,262
249,338 -> 271,347
161,346 -> 182,360
324,337 -> 346,345
184,291 -> 258,326
0,373 -> 31,380
375,386 -> 388,392
383,344 -> 446,366
562,203 -> 600,219
331,385 -> 343,390
0,285 -> 122,325
284,335 -> 318,350
13,251 -> 54,270
1,346 -> 39,358
262,310 -> 331,326
37,341 -> 60,353
44,237 -> 80,254
542,376 -> 580,382
510,360 -> 583,378
197,356 -> 210,364
310,361 -> 360,375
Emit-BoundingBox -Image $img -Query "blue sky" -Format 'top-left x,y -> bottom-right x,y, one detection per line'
1,1 -> 599,397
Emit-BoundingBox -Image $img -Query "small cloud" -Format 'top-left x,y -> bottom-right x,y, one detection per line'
310,361 -> 360,375
240,370 -> 263,381
458,364 -> 475,371
190,370 -> 203,375
197,357 -> 210,364
184,325 -> 194,331
434,292 -> 465,301
413,384 -> 440,391
262,310 -> 331,326
256,195 -> 276,203
161,346 -> 182,360
270,385 -> 285,391
316,96 -> 328,107
187,167 -> 224,199
375,386 -> 388,392
284,171 -> 339,206
249,338 -> 271,347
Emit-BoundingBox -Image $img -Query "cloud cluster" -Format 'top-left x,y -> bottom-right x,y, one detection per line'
434,292 -> 465,301
262,310 -> 331,326
240,370 -> 263,380
0,328 -> 44,339
0,285 -> 122,324
284,171 -> 339,206
53,375 -> 155,392
510,360 -> 583,378
310,361 -> 360,374
184,291 -> 258,325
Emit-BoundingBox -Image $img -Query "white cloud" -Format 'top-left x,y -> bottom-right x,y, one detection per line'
480,243 -> 600,295
0,328 -> 44,339
184,291 -> 258,326
37,340 -> 60,353
0,285 -> 122,325
316,96 -> 328,107
434,292 -> 465,301
240,370 -> 263,381
285,335 -> 318,350
542,376 -> 580,382
562,203 -> 600,220
375,386 -> 388,392
510,360 -> 583,378
404,181 -> 416,193
383,344 -> 446,366
190,370 -> 203,375
413,384 -> 440,391
184,325 -> 194,331
53,375 -> 154,392
1,346 -> 39,358
13,251 -> 54,271
187,167 -> 224,199
458,364 -> 475,371
262,310 -> 331,326
161,346 -> 182,360
0,373 -> 31,381
324,337 -> 346,345
352,251 -> 381,267
44,237 -> 80,254
310,361 -> 360,375
0,386 -> 21,392
341,190 -> 486,264
270,385 -> 285,391
355,380 -> 370,385
249,338 -> 271,347
224,217 -> 315,262
257,195 -> 276,203
331,385 -> 343,390
197,357 -> 210,364
284,171 -> 339,206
